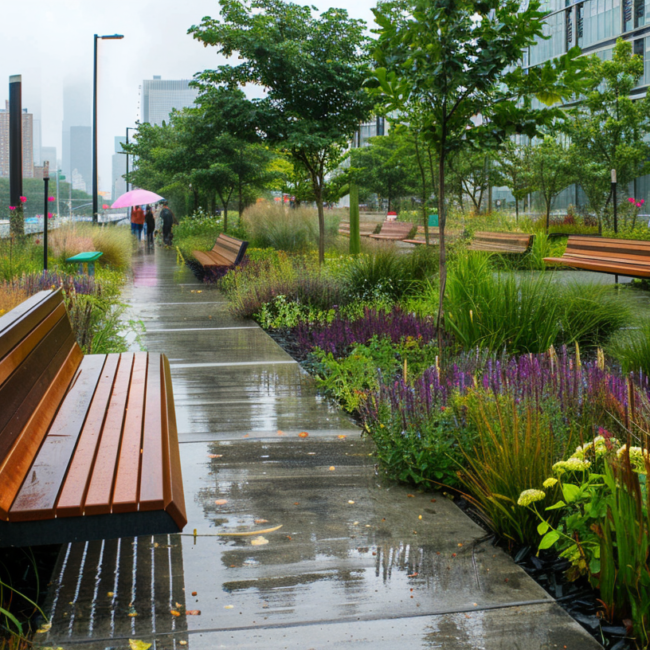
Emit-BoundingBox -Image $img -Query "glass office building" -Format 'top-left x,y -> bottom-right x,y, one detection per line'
493,0 -> 650,211
141,77 -> 199,127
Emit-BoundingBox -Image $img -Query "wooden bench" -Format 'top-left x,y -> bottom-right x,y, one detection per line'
338,222 -> 376,237
0,290 -> 186,547
403,226 -> 459,246
468,231 -> 533,254
543,236 -> 650,277
193,233 -> 248,269
369,221 -> 415,241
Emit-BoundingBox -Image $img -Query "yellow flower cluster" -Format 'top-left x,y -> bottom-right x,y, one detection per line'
617,445 -> 649,474
517,489 -> 547,507
553,457 -> 591,473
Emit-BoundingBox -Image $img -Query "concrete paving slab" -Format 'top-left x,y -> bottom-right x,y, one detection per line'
38,604 -> 601,649
38,246 -> 602,650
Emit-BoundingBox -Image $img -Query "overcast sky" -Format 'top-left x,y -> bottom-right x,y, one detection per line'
0,0 -> 378,193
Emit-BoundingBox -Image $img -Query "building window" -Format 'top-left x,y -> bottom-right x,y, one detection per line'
636,0 -> 646,26
566,9 -> 574,48
577,3 -> 584,45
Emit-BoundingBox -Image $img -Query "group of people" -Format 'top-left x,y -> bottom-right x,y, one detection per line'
130,202 -> 177,246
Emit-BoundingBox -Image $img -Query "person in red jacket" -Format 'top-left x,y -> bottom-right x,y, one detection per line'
131,205 -> 145,240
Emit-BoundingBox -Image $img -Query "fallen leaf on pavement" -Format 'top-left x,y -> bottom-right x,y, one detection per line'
191,591 -> 197,596
170,610 -> 180,617
224,605 -> 234,609
407,494 -> 415,498
298,432 -> 309,438
251,536 -> 269,546
215,499 -> 228,505
348,500 -> 355,504
277,430 -> 284,436
129,641 -> 152,650
186,610 -> 201,615
35,622 -> 52,634
329,466 -> 336,471
218,524 -> 283,536
179,642 -> 187,646
337,434 -> 346,439
254,519 -> 269,524
208,454 -> 222,459
408,572 -> 418,578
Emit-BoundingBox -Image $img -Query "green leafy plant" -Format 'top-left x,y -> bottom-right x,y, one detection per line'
458,395 -> 568,545
608,322 -> 650,376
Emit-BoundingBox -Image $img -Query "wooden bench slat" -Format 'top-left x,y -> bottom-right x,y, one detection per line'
56,354 -> 121,518
0,291 -> 63,361
0,343 -> 83,520
194,233 -> 248,269
112,353 -> 148,514
139,354 -> 165,511
0,302 -> 67,388
84,353 -> 135,516
468,231 -> 532,254
161,355 -> 187,530
544,256 -> 650,277
0,314 -> 75,462
9,354 -> 106,522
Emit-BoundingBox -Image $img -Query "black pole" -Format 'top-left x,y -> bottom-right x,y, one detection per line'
612,169 -> 618,234
92,34 -> 98,224
9,74 -> 23,236
43,161 -> 49,271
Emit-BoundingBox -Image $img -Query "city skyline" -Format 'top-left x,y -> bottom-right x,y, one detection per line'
0,0 -> 377,193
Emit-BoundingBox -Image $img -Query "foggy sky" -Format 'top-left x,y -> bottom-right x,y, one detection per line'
0,0 -> 377,193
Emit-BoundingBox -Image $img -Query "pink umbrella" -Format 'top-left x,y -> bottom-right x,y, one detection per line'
111,189 -> 165,209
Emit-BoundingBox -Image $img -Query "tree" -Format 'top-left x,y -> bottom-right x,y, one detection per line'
350,131 -> 412,212
498,140 -> 535,221
189,0 -> 374,264
370,0 -> 584,337
562,39 -> 650,231
530,136 -> 574,231
447,150 -> 503,215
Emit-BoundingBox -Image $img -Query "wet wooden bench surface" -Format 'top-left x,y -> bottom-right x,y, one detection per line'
0,289 -> 186,547
193,233 -> 248,269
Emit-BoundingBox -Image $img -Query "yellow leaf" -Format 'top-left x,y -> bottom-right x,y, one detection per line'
170,610 -> 181,617
251,536 -> 269,546
215,499 -> 228,505
298,431 -> 309,438
224,605 -> 234,609
36,622 -> 52,634
129,641 -> 152,650
219,524 -> 283,536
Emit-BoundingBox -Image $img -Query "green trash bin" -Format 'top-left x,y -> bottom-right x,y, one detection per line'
428,213 -> 439,228
66,251 -> 103,276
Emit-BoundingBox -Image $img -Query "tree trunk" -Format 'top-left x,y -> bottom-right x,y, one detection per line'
193,189 -> 199,212
437,151 -> 447,355
515,197 -> 519,223
238,148 -> 244,219
316,189 -> 325,265
414,135 -> 430,246
349,182 -> 361,255
545,200 -> 551,234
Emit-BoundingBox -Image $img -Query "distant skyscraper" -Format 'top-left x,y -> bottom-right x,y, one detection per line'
112,136 -> 127,201
69,126 -> 91,192
0,101 -> 34,178
41,146 -> 57,170
62,82 -> 91,179
32,117 -> 41,166
141,76 -> 199,126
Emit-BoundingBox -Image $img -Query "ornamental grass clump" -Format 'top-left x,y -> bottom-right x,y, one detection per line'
457,396 -> 569,546
608,322 -> 650,377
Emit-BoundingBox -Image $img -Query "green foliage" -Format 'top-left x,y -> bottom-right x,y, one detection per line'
497,141 -> 536,220
562,39 -> 650,227
445,254 -> 561,353
190,0 -> 374,263
444,254 -> 630,352
242,203 -> 340,252
0,237 -> 42,281
459,396 -> 568,545
529,136 -> 575,232
174,212 -> 225,260
0,177 -> 94,218
608,322 -> 650,376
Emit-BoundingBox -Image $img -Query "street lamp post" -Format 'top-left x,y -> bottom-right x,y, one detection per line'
93,33 -> 124,224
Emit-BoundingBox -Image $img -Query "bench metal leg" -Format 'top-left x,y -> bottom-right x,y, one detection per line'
78,263 -> 84,274
88,262 -> 95,276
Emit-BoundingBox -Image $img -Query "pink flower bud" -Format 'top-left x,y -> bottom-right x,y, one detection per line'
19,196 -> 26,203
629,197 -> 636,203
641,200 -> 646,205
48,212 -> 53,219
48,196 -> 55,202
9,206 -> 16,211
637,202 -> 643,208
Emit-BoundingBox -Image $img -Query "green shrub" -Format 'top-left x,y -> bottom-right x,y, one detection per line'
0,237 -> 42,281
445,253 -> 561,353
559,282 -> 632,348
242,203 -> 340,252
459,395 -> 568,545
608,322 -> 650,375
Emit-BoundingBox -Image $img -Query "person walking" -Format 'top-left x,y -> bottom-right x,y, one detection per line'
160,201 -> 177,246
145,205 -> 156,248
131,204 -> 145,241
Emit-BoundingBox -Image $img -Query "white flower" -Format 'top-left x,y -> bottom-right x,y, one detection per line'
517,489 -> 547,507
553,458 -> 591,473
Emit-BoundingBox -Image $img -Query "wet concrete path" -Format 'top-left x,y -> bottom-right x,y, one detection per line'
40,247 -> 601,649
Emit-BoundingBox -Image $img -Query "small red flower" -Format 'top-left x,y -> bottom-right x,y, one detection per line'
48,212 -> 53,219
9,206 -> 16,211
19,196 -> 26,203
48,196 -> 55,202
629,197 -> 636,203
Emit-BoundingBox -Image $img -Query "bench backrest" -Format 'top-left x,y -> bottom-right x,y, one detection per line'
378,221 -> 414,236
339,222 -> 376,233
473,231 -> 532,247
563,236 -> 650,264
0,290 -> 83,510
212,233 -> 248,266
